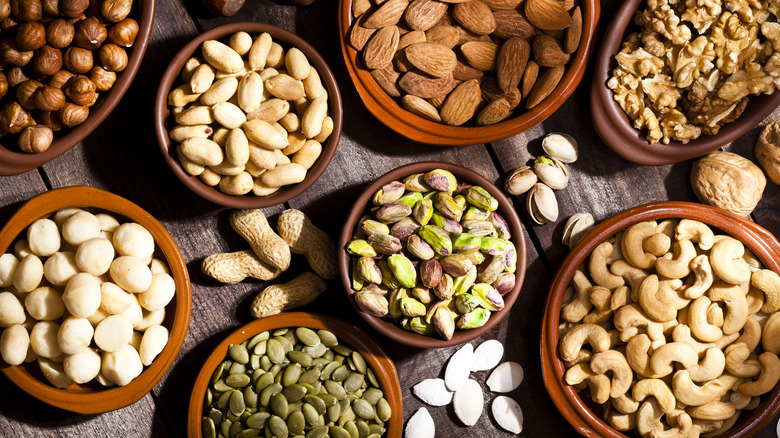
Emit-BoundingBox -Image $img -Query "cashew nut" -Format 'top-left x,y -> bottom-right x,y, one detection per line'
709,239 -> 751,285
742,246 -> 763,271
682,255 -> 714,299
615,304 -> 665,343
672,370 -> 738,406
643,233 -> 671,257
657,410 -> 693,438
590,350 -> 633,398
638,275 -> 690,323
746,286 -> 764,314
701,411 -> 740,438
689,296 -> 723,342
724,343 -> 761,378
656,239 -> 696,280
611,285 -> 629,311
632,379 -> 677,413
583,286 -> 613,325
626,334 -> 662,378
708,281 -> 749,335
606,230 -> 625,264
735,316 -> 761,351
705,303 -> 724,328
564,362 -> 612,404
612,394 -> 640,414
737,352 -> 780,396
752,269 -> 780,313
610,259 -> 649,299
604,402 -> 637,431
761,312 -> 780,354
650,342 -> 698,377
622,221 -> 658,270
729,391 -> 752,410
686,348 -> 726,382
636,399 -> 691,438
559,323 -> 610,362
689,419 -> 724,438
672,324 -> 715,355
687,401 -> 736,421
564,349 -> 592,368
561,270 -> 593,323
589,241 -> 626,290
675,219 -> 715,251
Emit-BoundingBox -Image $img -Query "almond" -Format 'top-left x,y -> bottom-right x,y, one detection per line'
371,66 -> 403,97
476,97 -> 511,125
525,0 -> 572,31
525,65 -> 564,108
393,50 -> 415,72
456,25 -> 493,44
532,34 -> 570,67
481,0 -> 522,9
493,10 -> 535,39
453,59 -> 484,81
353,0 -> 372,17
482,76 -> 521,108
521,60 -> 539,97
497,37 -> 530,93
404,0 -> 449,31
405,43 -> 457,77
564,6 -> 582,54
364,0 -> 409,28
363,26 -> 400,69
399,71 -> 456,98
440,78 -> 482,126
398,30 -> 427,50
429,95 -> 445,109
452,1 -> 496,35
349,15 -> 377,51
401,94 -> 442,122
461,41 -> 498,71
426,25 -> 459,48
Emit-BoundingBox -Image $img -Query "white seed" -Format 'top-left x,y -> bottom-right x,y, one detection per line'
405,407 -> 435,438
486,361 -> 524,393
453,379 -> 483,426
471,339 -> 504,372
492,395 -> 523,434
444,343 -> 474,391
412,378 -> 454,406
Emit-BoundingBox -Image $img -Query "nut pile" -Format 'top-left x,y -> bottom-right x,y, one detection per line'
608,0 -> 780,144
0,208 -> 173,388
0,0 -> 139,153
168,31 -> 333,197
348,0 -> 582,126
346,168 -> 517,340
558,218 -> 780,437
202,327 -> 392,438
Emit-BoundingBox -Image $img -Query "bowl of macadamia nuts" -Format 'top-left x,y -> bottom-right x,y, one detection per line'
541,201 -> 780,438
0,186 -> 191,414
154,22 -> 342,209
0,0 -> 154,176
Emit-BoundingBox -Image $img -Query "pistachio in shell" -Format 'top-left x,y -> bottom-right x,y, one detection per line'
526,183 -> 558,224
387,254 -> 417,288
533,155 -> 570,190
440,253 -> 474,277
691,151 -> 765,217
367,233 -> 402,255
357,257 -> 383,284
374,203 -> 412,223
505,166 -> 537,195
492,272 -> 516,295
542,132 -> 578,163
458,308 -> 491,329
561,213 -> 594,249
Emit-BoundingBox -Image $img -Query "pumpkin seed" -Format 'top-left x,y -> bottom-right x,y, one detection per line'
214,379 -> 232,392
253,340 -> 267,356
306,425 -> 328,438
282,384 -> 308,402
227,373 -> 251,388
230,362 -> 247,375
351,352 -> 366,374
322,349 -> 335,361
317,330 -> 338,347
366,369 -> 379,388
295,327 -> 321,346
260,383 -> 283,407
237,429 -> 261,438
230,390 -> 246,416
327,402 -> 341,422
255,372 -> 274,393
352,399 -> 374,420
229,420 -> 243,437
217,390 -> 232,410
332,344 -> 353,356
325,380 -> 347,400
212,362 -> 226,384
376,398 -> 391,422
273,328 -> 289,336
368,424 -> 385,435
302,402 -> 320,426
288,350 -> 313,367
303,396 -> 326,414
244,386 -> 258,409
362,388 -> 382,405
250,354 -> 260,370
268,415 -> 288,437
332,365 -> 350,382
260,355 -> 272,371
330,425 -> 350,438
288,409 -> 305,435
344,421 -> 359,438
299,369 -> 320,385
229,344 -> 250,364
270,364 -> 282,377
267,339 -> 285,364
247,331 -> 269,350
302,342 -> 328,358
344,373 -> 365,394
320,361 -> 339,380
246,412 -> 270,429
209,407 -> 222,425
366,434 -> 381,438
202,417 -> 216,438
275,335 -> 294,353
270,393 -> 289,419
319,393 -> 338,407
356,420 -> 370,438
220,418 -> 231,437
283,363 -> 302,386
205,388 -> 214,409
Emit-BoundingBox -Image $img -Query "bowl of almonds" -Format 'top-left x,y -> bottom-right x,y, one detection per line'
154,22 -> 342,208
338,0 -> 599,145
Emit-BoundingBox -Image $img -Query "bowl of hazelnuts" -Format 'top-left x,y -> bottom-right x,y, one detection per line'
0,0 -> 154,176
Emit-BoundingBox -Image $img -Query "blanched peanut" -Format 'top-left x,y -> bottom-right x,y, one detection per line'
25,287 -> 65,321
0,291 -> 26,327
101,344 -> 143,386
176,145 -> 205,176
57,317 -> 94,355
261,163 -> 307,187
238,72 -> 263,113
110,256 -> 153,293
138,273 -> 175,311
248,33 -> 272,70
149,258 -> 170,275
169,124 -> 213,143
93,315 -> 133,352
175,105 -> 214,125
62,211 -> 101,246
226,128 -> 250,166
230,32 -> 253,56
136,308 -> 165,332
43,251 -> 79,286
252,179 -> 279,197
63,272 -> 102,317
100,282 -> 132,314
292,139 -> 322,170
95,213 -> 120,232
266,42 -> 284,68
302,66 -> 328,100
219,172 -> 254,195
280,113 -> 300,133
112,223 -> 154,261
248,142 -> 278,170
314,116 -> 334,143
63,348 -> 101,384
302,98 -> 327,139
181,137 -> 224,167
0,324 -> 29,365
200,76 -> 238,105
0,253 -> 20,287
38,357 -> 73,388
30,321 -> 62,359
76,238 -> 115,276
139,325 -> 168,366
210,159 -> 245,176
13,254 -> 43,293
200,168 -> 222,186
27,218 -> 60,257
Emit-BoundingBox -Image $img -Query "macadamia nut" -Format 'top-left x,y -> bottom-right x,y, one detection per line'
13,254 -> 44,293
75,237 -> 115,276
24,287 -> 65,321
149,258 -> 170,275
109,256 -> 152,293
62,273 -> 101,317
52,207 -> 84,228
101,344 -> 143,386
30,321 -> 62,359
43,251 -> 79,286
14,240 -> 33,259
63,348 -> 101,384
0,324 -> 30,365
86,307 -> 110,326
137,273 -> 175,311
112,223 -> 155,261
93,315 -> 133,352
61,211 -> 101,246
136,308 -> 165,332
27,218 -> 61,257
120,294 -> 143,328
95,213 -> 120,232
100,282 -> 132,314
139,325 -> 168,366
38,357 -> 73,388
0,253 -> 20,287
57,317 -> 94,355
0,291 -> 26,327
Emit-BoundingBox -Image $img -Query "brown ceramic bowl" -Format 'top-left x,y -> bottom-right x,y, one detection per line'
541,201 -> 780,437
338,0 -> 601,146
338,162 -> 527,348
187,312 -> 403,438
154,22 -> 342,209
591,0 -> 780,166
0,1 -> 155,176
0,186 -> 191,414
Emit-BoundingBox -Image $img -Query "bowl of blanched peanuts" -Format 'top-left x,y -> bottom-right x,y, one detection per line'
0,186 -> 191,414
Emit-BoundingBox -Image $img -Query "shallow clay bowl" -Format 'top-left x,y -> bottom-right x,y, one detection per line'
0,186 -> 191,414
338,161 -> 527,348
0,0 -> 155,176
154,22 -> 342,209
338,0 -> 601,146
541,201 -> 780,437
188,312 -> 403,438
591,0 -> 780,166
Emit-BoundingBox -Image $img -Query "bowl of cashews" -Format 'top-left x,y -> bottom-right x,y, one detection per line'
541,201 -> 780,438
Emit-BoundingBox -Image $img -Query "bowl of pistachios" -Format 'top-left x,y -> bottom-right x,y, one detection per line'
338,162 -> 527,348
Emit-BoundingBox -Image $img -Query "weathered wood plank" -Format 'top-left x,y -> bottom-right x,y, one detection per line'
0,171 -> 48,221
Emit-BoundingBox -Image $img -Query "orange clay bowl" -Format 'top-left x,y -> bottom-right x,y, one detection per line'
187,312 -> 403,438
0,0 -> 155,176
338,161 -> 527,348
0,186 -> 191,414
590,0 -> 780,166
154,22 -> 342,209
541,201 -> 780,437
338,0 -> 601,146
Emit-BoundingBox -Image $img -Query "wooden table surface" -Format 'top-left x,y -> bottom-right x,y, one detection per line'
1,0 -> 779,436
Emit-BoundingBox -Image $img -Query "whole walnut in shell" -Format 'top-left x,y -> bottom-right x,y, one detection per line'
755,120 -> 780,184
691,151 -> 766,217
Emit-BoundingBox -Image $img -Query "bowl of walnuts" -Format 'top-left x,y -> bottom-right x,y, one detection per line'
0,0 -> 154,176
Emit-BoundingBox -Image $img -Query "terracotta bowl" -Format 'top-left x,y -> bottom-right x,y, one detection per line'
0,186 -> 191,414
590,0 -> 780,166
338,0 -> 601,146
338,161 -> 527,348
0,0 -> 156,176
541,201 -> 780,437
154,22 -> 342,209
187,312 -> 403,438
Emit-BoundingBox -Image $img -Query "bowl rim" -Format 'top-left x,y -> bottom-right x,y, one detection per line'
0,185 -> 192,414
337,0 -> 602,146
153,22 -> 343,209
337,161 -> 527,348
540,201 -> 780,438
589,0 -> 780,166
0,0 -> 157,176
186,312 -> 404,438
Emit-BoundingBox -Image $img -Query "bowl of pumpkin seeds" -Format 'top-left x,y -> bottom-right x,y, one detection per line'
188,312 -> 403,438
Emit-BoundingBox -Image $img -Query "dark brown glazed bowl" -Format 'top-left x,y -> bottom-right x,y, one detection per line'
0,0 -> 156,176
541,201 -> 780,437
338,0 -> 601,146
338,161 -> 527,348
187,312 -> 403,438
154,22 -> 342,209
0,186 -> 191,414
591,0 -> 780,166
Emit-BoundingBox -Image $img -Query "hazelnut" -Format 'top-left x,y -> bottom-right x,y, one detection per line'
60,0 -> 87,17
48,69 -> 74,88
18,124 -> 53,153
107,17 -> 137,47
0,17 -> 17,33
0,0 -> 10,19
6,66 -> 30,87
63,45 -> 92,73
0,38 -> 33,66
34,85 -> 65,111
15,21 -> 46,51
10,0 -> 42,21
0,72 -> 7,99
32,44 -> 62,76
16,79 -> 44,110
73,17 -> 106,49
64,75 -> 95,105
42,0 -> 58,15
100,0 -> 131,23
38,110 -> 64,131
88,65 -> 115,91
98,43 -> 126,71
0,101 -> 35,134
46,18 -> 75,48
57,101 -> 88,126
